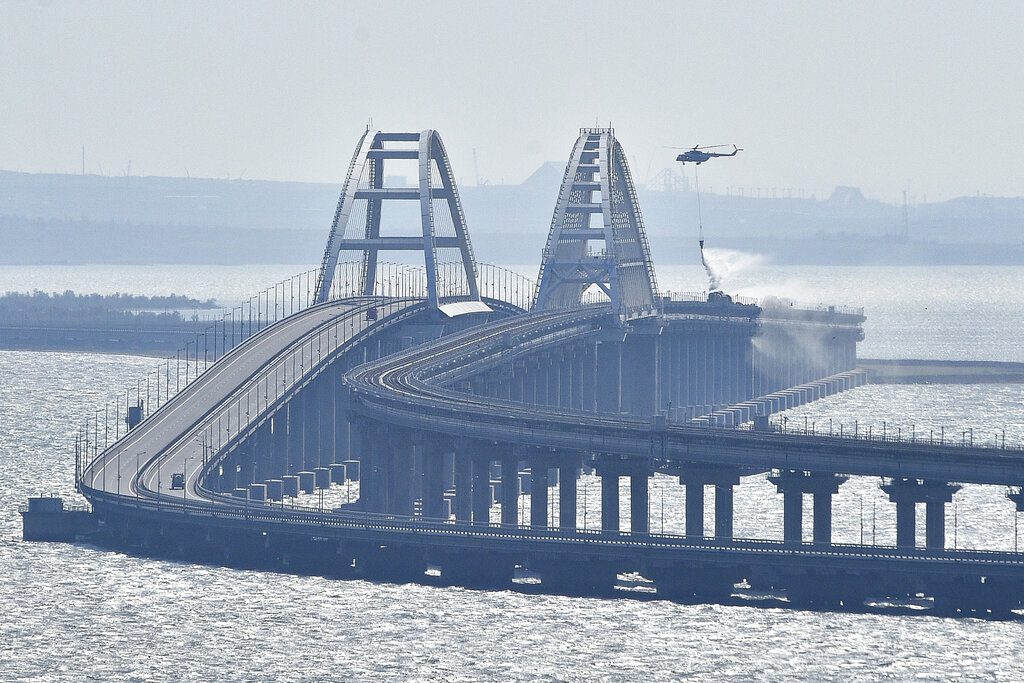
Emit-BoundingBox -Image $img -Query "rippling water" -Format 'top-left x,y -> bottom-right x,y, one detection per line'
3,265 -> 1024,680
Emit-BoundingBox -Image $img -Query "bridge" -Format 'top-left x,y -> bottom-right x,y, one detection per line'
52,128 -> 1024,616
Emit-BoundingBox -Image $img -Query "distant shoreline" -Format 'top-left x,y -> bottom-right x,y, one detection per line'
859,359 -> 1024,384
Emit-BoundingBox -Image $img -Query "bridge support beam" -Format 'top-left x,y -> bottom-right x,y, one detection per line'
881,478 -> 961,549
769,470 -> 848,545
679,466 -> 742,540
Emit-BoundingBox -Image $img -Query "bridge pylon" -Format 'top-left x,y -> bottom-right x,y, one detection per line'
315,129 -> 488,315
533,128 -> 660,319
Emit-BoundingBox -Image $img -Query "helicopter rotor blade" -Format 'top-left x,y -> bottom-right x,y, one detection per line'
694,144 -> 732,150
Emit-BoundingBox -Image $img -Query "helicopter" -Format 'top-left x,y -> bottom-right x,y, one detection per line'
674,144 -> 742,165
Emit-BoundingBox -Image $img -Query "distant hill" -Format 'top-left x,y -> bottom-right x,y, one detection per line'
1,169 -> 1021,266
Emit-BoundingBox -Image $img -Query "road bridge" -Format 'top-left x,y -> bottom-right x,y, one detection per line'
49,127 -> 1024,616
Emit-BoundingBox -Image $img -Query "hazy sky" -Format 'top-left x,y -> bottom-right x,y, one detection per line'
2,1 -> 1022,202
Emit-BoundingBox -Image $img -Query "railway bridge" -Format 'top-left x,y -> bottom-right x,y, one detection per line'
58,128 -> 1024,616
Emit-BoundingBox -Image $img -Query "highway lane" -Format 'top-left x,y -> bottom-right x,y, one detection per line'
82,296 -> 419,504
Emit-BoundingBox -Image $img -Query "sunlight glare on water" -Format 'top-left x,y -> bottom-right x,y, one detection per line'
2,265 -> 1024,680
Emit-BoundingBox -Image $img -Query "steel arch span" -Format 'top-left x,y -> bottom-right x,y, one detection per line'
534,128 -> 660,320
315,129 -> 486,315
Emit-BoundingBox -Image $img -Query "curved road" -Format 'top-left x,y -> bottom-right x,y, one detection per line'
82,296 -> 420,504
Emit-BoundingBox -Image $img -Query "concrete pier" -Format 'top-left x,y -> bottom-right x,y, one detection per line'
453,452 -> 472,522
559,460 -> 578,530
881,478 -> 961,549
471,455 -> 491,524
500,454 -> 518,525
314,467 -> 331,490
329,463 -> 347,485
630,474 -> 649,534
679,466 -> 742,540
421,441 -> 447,520
530,458 -> 549,528
20,497 -> 95,541
769,470 -> 848,545
281,474 -> 299,498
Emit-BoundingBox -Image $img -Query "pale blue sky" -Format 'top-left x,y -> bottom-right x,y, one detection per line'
1,0 -> 1021,201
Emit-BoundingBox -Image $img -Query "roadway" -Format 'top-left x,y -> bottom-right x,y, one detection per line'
344,305 -> 1024,486
81,296 -> 421,504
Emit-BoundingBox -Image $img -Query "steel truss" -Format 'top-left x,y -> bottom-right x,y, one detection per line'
534,128 -> 659,319
315,129 -> 485,314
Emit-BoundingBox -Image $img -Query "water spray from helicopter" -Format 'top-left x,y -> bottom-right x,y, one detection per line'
673,143 -> 743,294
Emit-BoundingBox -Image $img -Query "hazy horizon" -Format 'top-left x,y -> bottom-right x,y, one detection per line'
2,1 -> 1023,204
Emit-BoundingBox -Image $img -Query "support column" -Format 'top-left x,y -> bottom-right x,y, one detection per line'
882,478 -> 960,550
782,490 -> 803,544
500,452 -> 519,525
286,396 -> 303,474
270,410 -> 288,478
630,473 -> 649,534
453,451 -> 472,522
684,483 -> 704,538
895,497 -> 916,549
580,343 -> 596,412
600,473 -> 620,532
925,501 -> 946,550
770,470 -> 848,545
714,483 -> 734,539
471,455 -> 491,524
812,491 -> 834,545
559,462 -> 578,530
679,465 -> 741,540
595,339 -> 622,414
530,458 -> 549,528
389,431 -> 414,517
420,438 -> 447,519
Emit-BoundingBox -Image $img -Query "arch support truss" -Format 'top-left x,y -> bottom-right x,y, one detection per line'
533,128 -> 659,319
315,129 -> 487,315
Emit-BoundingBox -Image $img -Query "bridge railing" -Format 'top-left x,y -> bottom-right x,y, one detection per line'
75,262 -> 381,489
83,488 -> 1024,563
75,260 -> 544,490
761,416 -> 1020,451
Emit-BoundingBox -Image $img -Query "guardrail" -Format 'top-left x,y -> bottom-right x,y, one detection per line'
75,262 -> 540,491
82,487 -> 1024,567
